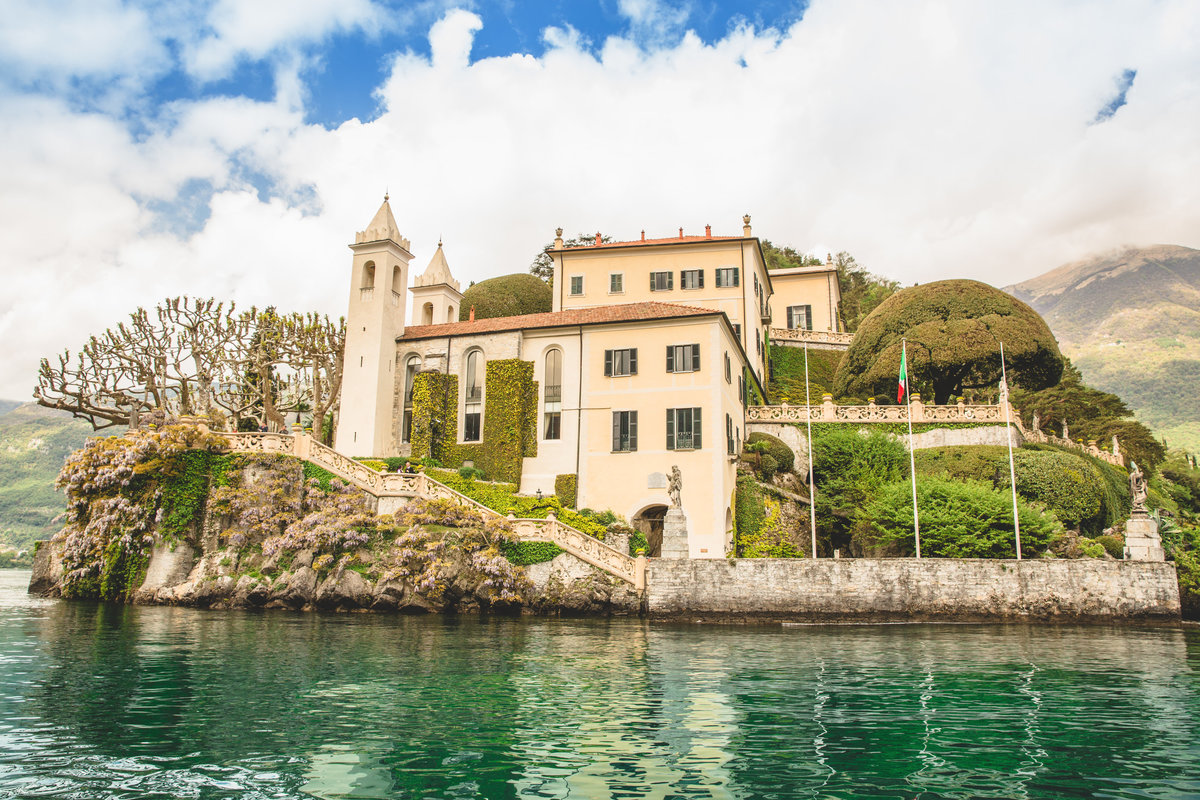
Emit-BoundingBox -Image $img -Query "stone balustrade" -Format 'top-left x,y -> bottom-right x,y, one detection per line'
769,328 -> 855,349
212,431 -> 644,589
747,396 -> 1008,424
1020,428 -> 1124,467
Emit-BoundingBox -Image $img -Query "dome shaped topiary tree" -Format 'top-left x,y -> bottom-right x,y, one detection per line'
833,279 -> 1063,405
459,274 -> 551,321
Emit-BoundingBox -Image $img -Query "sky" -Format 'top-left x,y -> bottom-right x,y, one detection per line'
1,0 -> 1198,401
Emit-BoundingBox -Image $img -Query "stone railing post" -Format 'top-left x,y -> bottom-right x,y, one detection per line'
293,432 -> 311,460
822,394 -> 835,420
416,472 -> 428,498
634,554 -> 646,592
910,393 -> 924,422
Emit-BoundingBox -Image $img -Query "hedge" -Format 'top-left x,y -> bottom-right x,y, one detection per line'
745,431 -> 794,473
499,540 -> 563,565
555,474 -> 577,508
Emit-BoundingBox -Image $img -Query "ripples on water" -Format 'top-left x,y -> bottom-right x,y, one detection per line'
1,569 -> 1198,799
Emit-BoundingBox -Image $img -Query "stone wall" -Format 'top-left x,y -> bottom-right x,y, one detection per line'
646,558 -> 1180,621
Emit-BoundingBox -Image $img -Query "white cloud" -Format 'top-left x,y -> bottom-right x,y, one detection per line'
1,0 -> 1199,400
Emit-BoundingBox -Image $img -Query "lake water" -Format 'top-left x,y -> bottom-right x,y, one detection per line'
1,569 -> 1198,799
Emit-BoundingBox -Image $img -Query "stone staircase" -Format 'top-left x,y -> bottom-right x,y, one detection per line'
215,432 -> 645,589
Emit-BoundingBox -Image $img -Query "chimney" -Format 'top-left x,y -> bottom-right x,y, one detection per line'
742,214 -> 752,236
469,306 -> 475,322
553,227 -> 564,249
641,230 -> 646,241
595,231 -> 602,245
679,227 -> 684,238
705,224 -> 712,238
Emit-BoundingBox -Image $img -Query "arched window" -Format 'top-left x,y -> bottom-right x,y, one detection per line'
463,349 -> 483,441
392,264 -> 404,293
422,302 -> 434,325
361,260 -> 376,289
544,349 -> 563,440
447,305 -> 455,323
401,355 -> 421,443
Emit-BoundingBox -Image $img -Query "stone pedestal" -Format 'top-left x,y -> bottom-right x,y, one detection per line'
660,508 -> 689,559
1124,514 -> 1164,562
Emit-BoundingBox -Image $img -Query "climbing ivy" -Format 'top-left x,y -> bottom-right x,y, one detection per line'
499,540 -> 563,565
159,450 -> 212,540
555,474 -> 577,508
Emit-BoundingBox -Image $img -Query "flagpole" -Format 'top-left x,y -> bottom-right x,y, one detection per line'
903,339 -> 921,558
1000,341 -> 1022,560
804,340 -> 817,558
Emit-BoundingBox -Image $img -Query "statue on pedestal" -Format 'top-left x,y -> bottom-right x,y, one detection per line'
1129,461 -> 1149,515
668,465 -> 682,508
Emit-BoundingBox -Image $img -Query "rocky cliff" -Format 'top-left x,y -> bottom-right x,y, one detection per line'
28,425 -> 640,616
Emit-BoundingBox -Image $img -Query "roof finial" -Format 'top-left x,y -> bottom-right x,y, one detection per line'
438,236 -> 443,248
384,189 -> 389,202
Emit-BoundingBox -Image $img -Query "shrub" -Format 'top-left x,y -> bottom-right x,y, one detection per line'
499,540 -> 563,565
759,453 -> 779,477
1006,449 -> 1103,531
459,465 -> 485,480
811,426 -> 908,551
358,459 -> 388,472
1174,546 -> 1200,619
1077,538 -> 1106,559
746,432 -> 795,473
1095,534 -> 1125,559
459,274 -> 551,320
856,477 -> 1062,558
554,474 -> 577,509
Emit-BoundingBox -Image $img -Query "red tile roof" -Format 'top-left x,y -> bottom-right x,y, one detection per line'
558,234 -> 746,251
398,301 -> 721,341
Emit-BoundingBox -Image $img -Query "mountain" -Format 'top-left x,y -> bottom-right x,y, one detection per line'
1006,244 -> 1200,452
0,399 -> 22,417
0,403 -> 106,552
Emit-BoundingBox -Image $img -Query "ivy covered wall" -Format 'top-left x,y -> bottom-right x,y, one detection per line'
409,359 -> 538,484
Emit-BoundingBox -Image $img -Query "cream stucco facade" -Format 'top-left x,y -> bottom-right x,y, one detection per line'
336,200 -> 839,558
769,264 -> 842,332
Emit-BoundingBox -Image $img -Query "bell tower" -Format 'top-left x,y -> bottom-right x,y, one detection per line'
409,239 -> 464,325
334,195 -> 413,455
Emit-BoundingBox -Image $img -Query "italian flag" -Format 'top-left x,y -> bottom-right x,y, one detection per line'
897,347 -> 908,403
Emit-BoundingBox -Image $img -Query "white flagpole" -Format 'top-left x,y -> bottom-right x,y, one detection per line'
804,340 -> 817,558
1000,341 -> 1022,560
904,338 -> 921,558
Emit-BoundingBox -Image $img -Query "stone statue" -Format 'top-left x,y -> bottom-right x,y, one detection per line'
668,465 -> 682,508
1062,420 -> 1069,440
1129,461 -> 1149,515
1032,411 -> 1040,432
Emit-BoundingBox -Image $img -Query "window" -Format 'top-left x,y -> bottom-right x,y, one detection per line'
604,348 -> 638,377
724,352 -> 731,383
667,343 -> 700,373
464,350 -> 482,441
650,271 -> 673,291
609,273 -> 623,293
666,407 -> 702,450
787,304 -> 813,331
612,411 -> 638,451
569,275 -> 584,296
401,355 -> 421,443
739,375 -> 745,406
544,349 -> 562,440
753,274 -> 760,298
716,267 -> 739,287
732,323 -> 742,339
726,414 -> 735,455
680,269 -> 704,290
756,336 -> 761,355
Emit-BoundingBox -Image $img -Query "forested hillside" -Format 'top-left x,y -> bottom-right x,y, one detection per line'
1007,245 -> 1200,451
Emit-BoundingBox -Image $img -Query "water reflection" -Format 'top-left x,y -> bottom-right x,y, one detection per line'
2,570 -> 1199,799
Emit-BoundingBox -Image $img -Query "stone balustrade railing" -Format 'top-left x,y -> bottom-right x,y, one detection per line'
747,396 -> 1008,424
769,328 -> 855,348
212,431 -> 644,588
1020,428 -> 1125,467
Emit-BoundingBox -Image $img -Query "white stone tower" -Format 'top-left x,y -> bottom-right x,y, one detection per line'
334,195 -> 413,456
409,240 -> 463,325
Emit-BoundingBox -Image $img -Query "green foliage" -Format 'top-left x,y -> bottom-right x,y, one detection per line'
302,461 -> 338,492
1011,360 -> 1164,471
554,474 -> 577,509
768,345 -> 842,402
745,432 -> 794,473
835,279 -> 1063,404
498,539 -> 563,565
459,465 -> 485,480
158,450 -> 212,540
1077,538 -> 1106,559
733,474 -> 765,555
628,530 -> 649,556
1174,545 -> 1200,619
427,469 -> 611,539
834,252 -> 900,333
1096,534 -> 1125,559
858,477 -> 1062,558
479,359 -> 538,484
738,487 -> 804,558
98,538 -> 149,601
811,426 -> 908,551
460,274 -> 551,320
358,459 -> 389,472
761,240 -> 822,271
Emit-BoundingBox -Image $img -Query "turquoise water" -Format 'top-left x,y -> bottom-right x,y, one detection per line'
1,570 -> 1199,799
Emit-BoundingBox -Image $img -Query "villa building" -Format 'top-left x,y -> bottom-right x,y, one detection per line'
334,198 -> 840,558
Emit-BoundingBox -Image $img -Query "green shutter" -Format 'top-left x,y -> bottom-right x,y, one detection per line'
666,408 -> 675,450
629,412 -> 638,451
692,343 -> 700,369
666,345 -> 674,372
693,407 -> 702,449
629,348 -> 638,375
604,350 -> 612,376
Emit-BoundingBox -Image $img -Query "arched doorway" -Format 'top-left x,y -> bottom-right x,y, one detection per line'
633,505 -> 669,557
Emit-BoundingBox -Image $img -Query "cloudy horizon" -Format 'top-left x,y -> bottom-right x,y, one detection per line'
1,0 -> 1197,401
